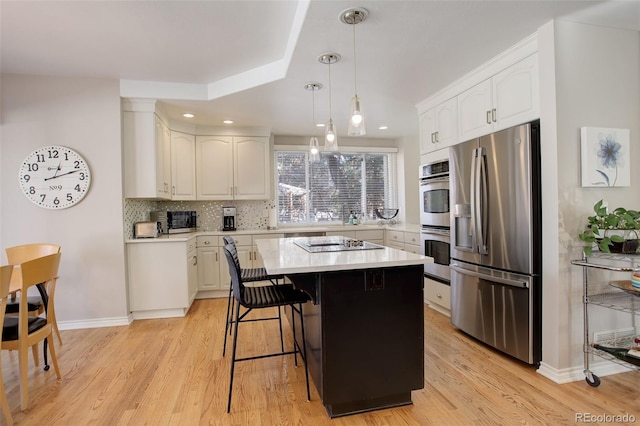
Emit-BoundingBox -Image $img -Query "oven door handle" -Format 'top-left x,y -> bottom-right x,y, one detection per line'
450,264 -> 529,289
420,176 -> 449,185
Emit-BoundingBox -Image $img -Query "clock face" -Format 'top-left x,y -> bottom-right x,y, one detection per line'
18,145 -> 91,209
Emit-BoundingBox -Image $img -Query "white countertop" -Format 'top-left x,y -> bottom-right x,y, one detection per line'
256,236 -> 432,275
125,223 -> 421,243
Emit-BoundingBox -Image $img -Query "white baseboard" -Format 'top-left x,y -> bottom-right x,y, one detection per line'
537,360 -> 633,384
58,314 -> 133,331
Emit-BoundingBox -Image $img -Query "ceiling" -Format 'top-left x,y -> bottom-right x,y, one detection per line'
2,0 -> 639,140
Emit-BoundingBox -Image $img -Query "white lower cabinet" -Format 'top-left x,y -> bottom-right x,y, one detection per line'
127,237 -> 197,319
424,276 -> 451,316
196,236 -> 221,291
385,229 -> 420,253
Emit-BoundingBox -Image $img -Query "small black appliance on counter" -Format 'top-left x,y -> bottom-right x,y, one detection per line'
150,210 -> 197,234
222,206 -> 237,231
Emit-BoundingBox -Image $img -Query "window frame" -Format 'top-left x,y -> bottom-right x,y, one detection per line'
273,145 -> 398,227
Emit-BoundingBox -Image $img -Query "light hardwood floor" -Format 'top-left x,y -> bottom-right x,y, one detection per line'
1,298 -> 639,425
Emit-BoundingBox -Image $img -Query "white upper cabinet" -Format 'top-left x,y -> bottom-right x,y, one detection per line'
458,54 -> 539,141
123,111 -> 172,199
234,136 -> 270,199
170,131 -> 196,200
419,97 -> 458,154
491,53 -> 539,131
196,136 -> 234,200
196,135 -> 270,200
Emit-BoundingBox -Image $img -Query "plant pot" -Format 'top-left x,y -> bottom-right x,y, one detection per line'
609,239 -> 640,254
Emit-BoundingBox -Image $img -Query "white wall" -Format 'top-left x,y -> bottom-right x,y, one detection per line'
539,21 -> 640,376
1,74 -> 129,327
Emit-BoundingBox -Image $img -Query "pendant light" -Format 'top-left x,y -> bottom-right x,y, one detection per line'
341,7 -> 368,136
318,53 -> 340,151
305,82 -> 322,162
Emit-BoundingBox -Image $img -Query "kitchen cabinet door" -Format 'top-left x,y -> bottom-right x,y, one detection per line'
123,112 -> 171,199
187,243 -> 198,304
234,137 -> 270,200
420,98 -> 458,154
196,136 -> 234,200
492,54 -> 539,132
457,79 -> 493,142
197,244 -> 220,291
171,131 -> 196,200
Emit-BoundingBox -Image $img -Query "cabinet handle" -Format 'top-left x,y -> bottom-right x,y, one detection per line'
215,252 -> 218,261
192,255 -> 197,266
431,133 -> 435,144
436,293 -> 443,299
204,240 -> 210,245
492,108 -> 496,123
172,186 -> 176,195
486,110 -> 492,124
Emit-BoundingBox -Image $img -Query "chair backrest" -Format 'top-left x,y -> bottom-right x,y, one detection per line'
223,244 -> 244,303
223,238 -> 242,271
0,265 -> 12,312
5,243 -> 61,265
18,253 -> 61,332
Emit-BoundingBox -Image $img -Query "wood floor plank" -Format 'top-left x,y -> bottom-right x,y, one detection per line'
1,298 -> 639,425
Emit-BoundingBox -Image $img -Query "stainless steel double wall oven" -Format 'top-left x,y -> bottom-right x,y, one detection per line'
419,159 -> 451,284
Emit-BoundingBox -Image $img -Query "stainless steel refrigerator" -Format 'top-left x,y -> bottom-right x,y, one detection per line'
449,121 -> 541,365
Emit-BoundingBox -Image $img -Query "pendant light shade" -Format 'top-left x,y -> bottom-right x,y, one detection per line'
319,53 -> 340,151
305,82 -> 322,162
341,7 -> 368,136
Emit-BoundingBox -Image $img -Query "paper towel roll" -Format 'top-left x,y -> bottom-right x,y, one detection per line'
268,207 -> 278,229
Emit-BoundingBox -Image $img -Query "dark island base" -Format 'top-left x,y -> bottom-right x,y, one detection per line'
286,265 -> 424,418
326,392 -> 413,418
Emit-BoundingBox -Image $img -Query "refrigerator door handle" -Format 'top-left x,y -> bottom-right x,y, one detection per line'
451,264 -> 529,289
477,147 -> 488,255
470,147 -> 478,251
473,148 -> 485,254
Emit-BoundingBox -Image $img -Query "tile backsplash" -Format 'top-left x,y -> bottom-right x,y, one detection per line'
124,199 -> 271,239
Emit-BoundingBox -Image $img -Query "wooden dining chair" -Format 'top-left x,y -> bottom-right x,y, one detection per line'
1,253 -> 62,411
0,265 -> 14,425
5,243 -> 62,346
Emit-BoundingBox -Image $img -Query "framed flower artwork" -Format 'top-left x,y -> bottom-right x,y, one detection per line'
580,127 -> 630,187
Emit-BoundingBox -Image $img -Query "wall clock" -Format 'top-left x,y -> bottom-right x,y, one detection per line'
18,145 -> 91,209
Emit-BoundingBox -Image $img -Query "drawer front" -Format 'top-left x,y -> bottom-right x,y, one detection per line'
220,234 -> 252,246
404,232 -> 420,246
386,230 -> 404,244
386,241 -> 404,250
404,244 -> 421,254
196,236 -> 218,247
425,278 -> 451,310
356,229 -> 384,241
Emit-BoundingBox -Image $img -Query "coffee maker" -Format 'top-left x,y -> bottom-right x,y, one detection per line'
222,206 -> 237,231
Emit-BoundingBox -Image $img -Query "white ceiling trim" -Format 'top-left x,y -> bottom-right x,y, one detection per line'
120,0 -> 310,101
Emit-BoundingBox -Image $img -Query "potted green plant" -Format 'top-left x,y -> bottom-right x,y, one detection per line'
578,200 -> 640,255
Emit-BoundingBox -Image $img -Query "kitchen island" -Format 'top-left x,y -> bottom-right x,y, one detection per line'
256,236 -> 432,418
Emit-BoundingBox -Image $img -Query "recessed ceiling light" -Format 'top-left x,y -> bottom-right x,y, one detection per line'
316,123 -> 325,128
223,120 -> 234,124
183,113 -> 194,118
378,126 -> 388,130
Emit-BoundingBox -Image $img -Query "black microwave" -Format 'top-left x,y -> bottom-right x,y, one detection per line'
150,211 -> 197,234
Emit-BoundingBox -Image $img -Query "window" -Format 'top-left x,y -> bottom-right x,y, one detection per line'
276,149 -> 396,225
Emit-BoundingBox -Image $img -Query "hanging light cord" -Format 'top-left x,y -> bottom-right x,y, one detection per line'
352,22 -> 358,96
328,60 -> 333,119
